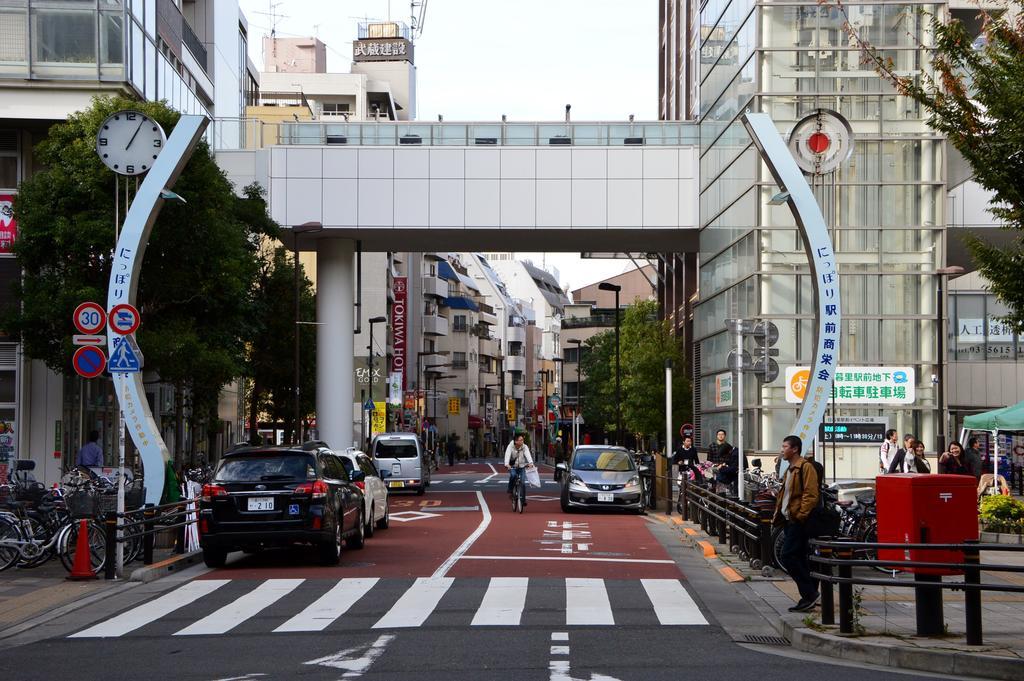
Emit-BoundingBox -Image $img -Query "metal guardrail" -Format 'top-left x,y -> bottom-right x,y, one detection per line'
809,538 -> 1024,645
102,499 -> 197,579
674,475 -> 775,570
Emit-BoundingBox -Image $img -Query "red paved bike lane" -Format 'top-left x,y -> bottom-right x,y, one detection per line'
198,492 -> 488,580
446,491 -> 683,580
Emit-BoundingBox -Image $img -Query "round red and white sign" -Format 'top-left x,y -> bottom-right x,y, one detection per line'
73,302 -> 106,335
108,303 -> 141,335
787,109 -> 854,175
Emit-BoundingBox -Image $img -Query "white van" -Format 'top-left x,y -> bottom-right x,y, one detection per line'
371,433 -> 431,495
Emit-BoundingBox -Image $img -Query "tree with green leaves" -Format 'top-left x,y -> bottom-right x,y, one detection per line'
620,300 -> 690,445
246,246 -> 316,444
9,95 -> 278,461
832,1 -> 1024,330
580,300 -> 691,446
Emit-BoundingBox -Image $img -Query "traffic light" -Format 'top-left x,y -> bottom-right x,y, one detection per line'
752,320 -> 780,383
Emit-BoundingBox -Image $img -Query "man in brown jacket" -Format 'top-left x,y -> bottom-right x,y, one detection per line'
773,435 -> 821,612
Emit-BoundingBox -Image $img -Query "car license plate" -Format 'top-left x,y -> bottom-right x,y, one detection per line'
247,497 -> 274,511
597,493 -> 614,502
388,481 -> 405,488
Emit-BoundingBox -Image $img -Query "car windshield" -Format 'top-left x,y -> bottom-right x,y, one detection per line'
374,440 -> 419,458
572,450 -> 634,472
214,455 -> 317,482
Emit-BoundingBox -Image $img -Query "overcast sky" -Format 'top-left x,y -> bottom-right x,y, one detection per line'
239,0 -> 657,288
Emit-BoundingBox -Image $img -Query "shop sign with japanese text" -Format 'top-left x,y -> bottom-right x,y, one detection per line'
786,366 -> 915,404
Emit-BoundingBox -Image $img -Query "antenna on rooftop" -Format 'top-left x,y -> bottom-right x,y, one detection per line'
410,0 -> 429,40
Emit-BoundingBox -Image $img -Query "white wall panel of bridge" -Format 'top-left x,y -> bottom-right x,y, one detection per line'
265,146 -> 698,233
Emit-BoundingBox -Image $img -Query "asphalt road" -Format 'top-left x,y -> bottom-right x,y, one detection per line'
0,459 -> 938,681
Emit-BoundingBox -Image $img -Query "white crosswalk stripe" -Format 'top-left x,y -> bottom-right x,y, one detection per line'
565,577 -> 614,625
69,577 -> 707,638
372,577 -> 454,629
274,577 -> 379,632
175,578 -> 304,636
70,579 -> 230,638
471,577 -> 528,626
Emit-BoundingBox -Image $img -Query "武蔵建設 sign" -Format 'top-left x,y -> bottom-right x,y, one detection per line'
786,366 -> 915,404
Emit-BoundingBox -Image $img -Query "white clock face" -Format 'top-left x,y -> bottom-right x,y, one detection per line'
95,111 -> 167,176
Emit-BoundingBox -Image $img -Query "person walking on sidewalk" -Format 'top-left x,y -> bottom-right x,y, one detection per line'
773,434 -> 821,613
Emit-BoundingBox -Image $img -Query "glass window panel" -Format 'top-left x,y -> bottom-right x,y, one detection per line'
32,7 -> 96,74
99,11 -> 124,75
880,319 -> 922,363
881,184 -> 942,227
882,139 -> 942,182
0,156 -> 17,189
881,275 -> 929,315
0,5 -> 28,77
838,141 -> 880,182
843,319 -> 880,363
986,299 -> 1016,360
952,294 -> 986,360
762,274 -> 798,315
700,186 -> 755,259
0,369 -> 14,402
840,275 -> 880,315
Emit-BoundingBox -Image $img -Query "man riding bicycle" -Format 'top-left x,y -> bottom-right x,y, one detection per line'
504,433 -> 535,506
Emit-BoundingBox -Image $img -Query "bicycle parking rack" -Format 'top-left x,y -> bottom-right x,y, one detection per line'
674,476 -> 775,571
810,538 -> 1024,645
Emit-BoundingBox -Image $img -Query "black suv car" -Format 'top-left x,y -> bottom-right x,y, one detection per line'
199,443 -> 365,567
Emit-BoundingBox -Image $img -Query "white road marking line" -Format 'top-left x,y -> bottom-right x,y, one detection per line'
550,646 -> 570,655
450,480 -> 466,484
487,462 -> 498,475
551,632 -> 569,641
70,579 -> 230,638
175,579 -> 304,636
431,490 -> 491,578
641,579 -> 708,625
372,577 -> 454,629
565,578 -> 614,625
458,555 -> 675,564
305,633 -> 395,678
274,578 -> 379,632
471,577 -> 528,626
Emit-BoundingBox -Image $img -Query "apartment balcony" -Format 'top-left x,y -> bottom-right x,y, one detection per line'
479,336 -> 500,358
507,326 -> 526,343
505,354 -> 525,373
511,384 -> 525,400
423,314 -> 449,336
479,309 -> 498,326
419,353 -> 447,371
422,273 -> 447,298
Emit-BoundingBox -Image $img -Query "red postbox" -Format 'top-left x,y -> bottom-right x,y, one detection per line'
876,474 -> 978,575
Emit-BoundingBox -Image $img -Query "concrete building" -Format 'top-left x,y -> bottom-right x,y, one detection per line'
659,0 -> 1012,476
2,0 -> 258,486
263,36 -> 327,74
487,258 -> 570,367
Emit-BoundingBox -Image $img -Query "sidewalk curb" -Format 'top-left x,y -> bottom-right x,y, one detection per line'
129,550 -> 202,583
0,580 -> 133,644
779,617 -> 1024,681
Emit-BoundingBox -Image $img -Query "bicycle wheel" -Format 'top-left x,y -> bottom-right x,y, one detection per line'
771,525 -> 787,573
16,516 -> 50,568
0,517 -> 24,571
862,523 -> 902,574
59,520 -> 106,575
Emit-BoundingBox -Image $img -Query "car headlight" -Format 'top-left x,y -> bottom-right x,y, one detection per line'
568,474 -> 587,490
624,475 -> 641,490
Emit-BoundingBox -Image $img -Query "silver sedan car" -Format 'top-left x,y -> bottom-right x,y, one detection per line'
557,445 -> 646,513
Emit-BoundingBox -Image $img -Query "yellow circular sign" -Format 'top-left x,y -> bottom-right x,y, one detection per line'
789,369 -> 810,401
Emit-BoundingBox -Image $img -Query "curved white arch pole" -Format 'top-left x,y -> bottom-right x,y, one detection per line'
741,113 -> 841,448
106,115 -> 210,505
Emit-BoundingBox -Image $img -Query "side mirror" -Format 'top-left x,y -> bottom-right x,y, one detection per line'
350,470 -> 366,483
379,469 -> 392,479
556,462 -> 568,471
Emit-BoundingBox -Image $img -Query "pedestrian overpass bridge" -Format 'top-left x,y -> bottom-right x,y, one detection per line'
215,120 -> 700,252
213,119 -> 701,450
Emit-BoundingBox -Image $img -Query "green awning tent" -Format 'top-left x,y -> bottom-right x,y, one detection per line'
962,401 -> 1024,432
961,400 -> 1024,483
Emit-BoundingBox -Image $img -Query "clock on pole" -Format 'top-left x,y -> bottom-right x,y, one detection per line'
95,110 -> 167,177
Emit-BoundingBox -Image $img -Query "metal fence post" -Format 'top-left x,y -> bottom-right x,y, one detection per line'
819,544 -> 835,626
758,515 -> 773,570
103,511 -> 118,580
143,503 -> 155,565
837,545 -> 853,634
964,540 -> 983,645
680,475 -> 689,521
175,504 -> 186,555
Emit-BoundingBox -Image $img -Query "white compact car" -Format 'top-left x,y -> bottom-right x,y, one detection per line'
337,448 -> 391,536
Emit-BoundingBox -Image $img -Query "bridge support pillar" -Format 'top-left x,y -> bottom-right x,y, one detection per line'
317,238 -> 355,450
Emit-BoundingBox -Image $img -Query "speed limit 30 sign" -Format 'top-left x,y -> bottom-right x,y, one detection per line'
73,302 -> 106,335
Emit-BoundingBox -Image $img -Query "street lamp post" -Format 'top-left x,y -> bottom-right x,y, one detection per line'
553,358 -> 563,458
936,265 -> 964,453
292,221 -> 322,444
423,362 -> 449,454
598,282 -> 622,445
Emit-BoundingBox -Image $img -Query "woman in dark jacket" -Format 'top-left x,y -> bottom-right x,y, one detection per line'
938,441 -> 970,475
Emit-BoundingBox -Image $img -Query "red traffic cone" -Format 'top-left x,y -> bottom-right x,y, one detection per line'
66,519 -> 98,581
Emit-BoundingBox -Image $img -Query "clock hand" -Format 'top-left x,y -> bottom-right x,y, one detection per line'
125,120 -> 145,150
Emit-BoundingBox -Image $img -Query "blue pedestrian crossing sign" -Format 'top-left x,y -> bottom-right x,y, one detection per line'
110,336 -> 142,373
363,398 -> 375,412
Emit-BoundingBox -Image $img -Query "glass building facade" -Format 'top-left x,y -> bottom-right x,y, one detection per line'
694,1 -> 946,469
